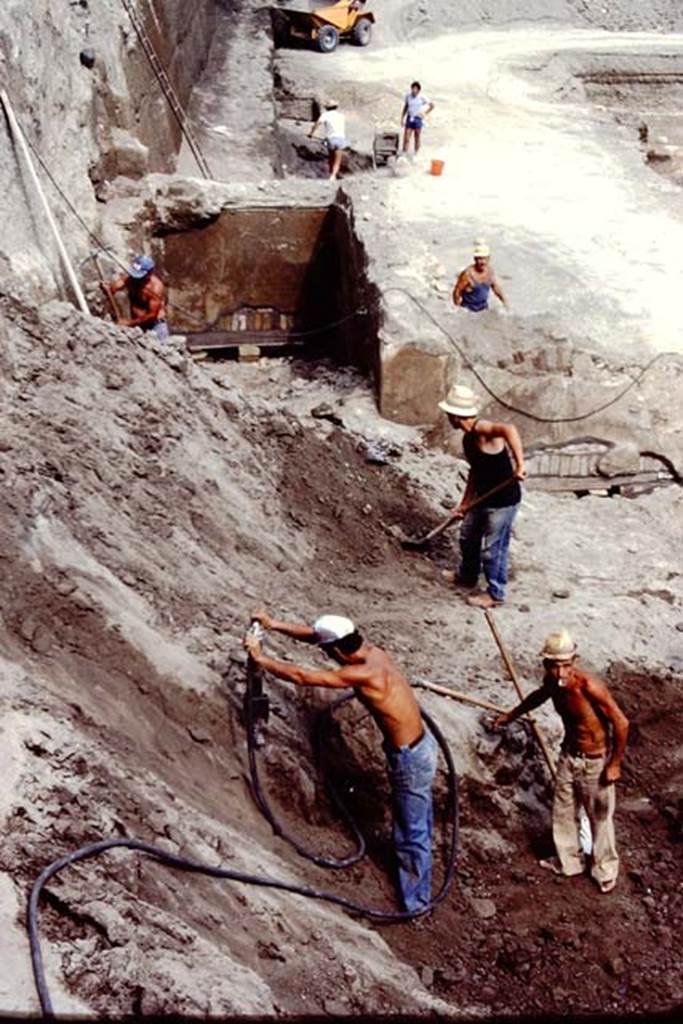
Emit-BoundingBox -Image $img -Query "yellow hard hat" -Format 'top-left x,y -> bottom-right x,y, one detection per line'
540,630 -> 577,662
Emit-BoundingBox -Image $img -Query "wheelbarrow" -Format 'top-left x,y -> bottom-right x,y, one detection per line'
278,1 -> 375,53
372,127 -> 400,169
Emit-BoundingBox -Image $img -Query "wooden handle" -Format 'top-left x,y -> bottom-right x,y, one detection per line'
484,609 -> 557,779
403,475 -> 518,548
93,254 -> 120,321
415,680 -> 505,714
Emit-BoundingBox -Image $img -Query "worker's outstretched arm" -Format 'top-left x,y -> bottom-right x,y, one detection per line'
251,608 -> 317,642
400,101 -> 408,124
586,678 -> 629,783
308,119 -> 321,139
105,274 -> 128,295
491,276 -> 508,307
455,468 -> 477,515
452,269 -> 469,306
492,685 -> 550,729
244,637 -> 351,689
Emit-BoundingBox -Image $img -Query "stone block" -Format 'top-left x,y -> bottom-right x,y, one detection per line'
597,441 -> 641,477
379,343 -> 455,425
377,291 -> 456,425
109,128 -> 150,180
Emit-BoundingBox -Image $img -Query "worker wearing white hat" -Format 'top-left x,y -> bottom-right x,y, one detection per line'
309,98 -> 348,181
452,239 -> 508,312
245,608 -> 438,912
492,631 -> 629,894
439,383 -> 526,608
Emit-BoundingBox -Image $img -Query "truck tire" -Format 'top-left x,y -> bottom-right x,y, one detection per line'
316,25 -> 339,53
352,18 -> 372,46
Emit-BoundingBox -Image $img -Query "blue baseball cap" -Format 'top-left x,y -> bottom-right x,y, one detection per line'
127,254 -> 155,279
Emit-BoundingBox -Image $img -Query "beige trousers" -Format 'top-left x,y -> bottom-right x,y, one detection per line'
553,752 -> 619,885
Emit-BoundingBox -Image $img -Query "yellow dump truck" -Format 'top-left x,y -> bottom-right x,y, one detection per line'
278,1 -> 375,53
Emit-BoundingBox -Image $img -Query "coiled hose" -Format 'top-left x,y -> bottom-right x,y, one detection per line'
28,665 -> 459,1017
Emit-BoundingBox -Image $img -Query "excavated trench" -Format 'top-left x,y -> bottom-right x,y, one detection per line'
158,201 -> 381,374
576,53 -> 683,187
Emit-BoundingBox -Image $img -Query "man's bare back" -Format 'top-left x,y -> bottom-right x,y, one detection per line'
128,273 -> 166,322
339,644 -> 424,748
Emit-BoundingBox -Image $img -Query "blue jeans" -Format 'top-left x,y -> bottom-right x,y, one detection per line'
459,503 -> 519,602
384,728 -> 438,912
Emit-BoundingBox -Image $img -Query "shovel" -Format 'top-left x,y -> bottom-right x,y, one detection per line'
399,476 -> 518,549
91,251 -> 120,322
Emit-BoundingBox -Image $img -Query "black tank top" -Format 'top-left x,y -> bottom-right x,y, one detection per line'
463,429 -> 521,508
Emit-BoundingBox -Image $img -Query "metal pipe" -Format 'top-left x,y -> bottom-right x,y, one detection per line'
1,89 -> 90,315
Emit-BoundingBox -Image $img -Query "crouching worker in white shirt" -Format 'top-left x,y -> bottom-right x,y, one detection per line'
309,98 -> 348,180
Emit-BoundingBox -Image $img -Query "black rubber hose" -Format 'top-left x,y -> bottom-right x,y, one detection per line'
27,706 -> 458,1016
246,683 -> 367,868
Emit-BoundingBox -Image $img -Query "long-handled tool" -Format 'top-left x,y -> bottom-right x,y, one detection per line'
400,475 -> 517,549
484,610 -> 593,853
484,609 -> 556,779
92,252 -> 120,322
415,679 -> 505,714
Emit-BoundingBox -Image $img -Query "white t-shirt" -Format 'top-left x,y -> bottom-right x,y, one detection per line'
320,109 -> 346,140
405,92 -> 430,118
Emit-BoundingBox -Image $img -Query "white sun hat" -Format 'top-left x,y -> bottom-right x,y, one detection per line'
438,384 -> 480,418
473,239 -> 490,258
313,614 -> 356,646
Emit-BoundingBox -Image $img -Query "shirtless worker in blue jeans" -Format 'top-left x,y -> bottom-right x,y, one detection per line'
440,384 -> 526,608
244,610 -> 438,913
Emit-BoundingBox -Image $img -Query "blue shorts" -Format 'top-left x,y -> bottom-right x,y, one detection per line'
143,319 -> 170,342
406,115 -> 424,130
325,136 -> 348,151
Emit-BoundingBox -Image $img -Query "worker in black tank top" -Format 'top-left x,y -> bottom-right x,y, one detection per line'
462,429 -> 522,507
437,385 -> 526,609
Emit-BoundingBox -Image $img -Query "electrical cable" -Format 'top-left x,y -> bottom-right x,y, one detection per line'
28,675 -> 459,1017
383,286 -> 683,425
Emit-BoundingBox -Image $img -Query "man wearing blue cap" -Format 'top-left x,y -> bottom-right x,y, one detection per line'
102,254 -> 169,341
244,609 -> 438,913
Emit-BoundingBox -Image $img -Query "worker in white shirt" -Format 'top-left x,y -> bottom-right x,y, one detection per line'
309,98 -> 348,180
401,81 -> 434,155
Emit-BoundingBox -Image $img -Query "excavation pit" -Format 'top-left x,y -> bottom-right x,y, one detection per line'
160,203 -> 379,372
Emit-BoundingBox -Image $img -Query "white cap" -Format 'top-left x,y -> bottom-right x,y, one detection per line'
473,239 -> 490,258
313,614 -> 356,645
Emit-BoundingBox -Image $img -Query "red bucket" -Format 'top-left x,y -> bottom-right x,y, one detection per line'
430,159 -> 445,176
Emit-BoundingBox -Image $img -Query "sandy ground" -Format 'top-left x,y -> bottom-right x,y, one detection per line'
274,23 -> 683,360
